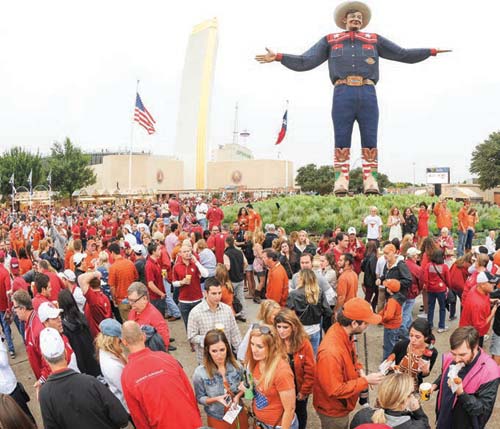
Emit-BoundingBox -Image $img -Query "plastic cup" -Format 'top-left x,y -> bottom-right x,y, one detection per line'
419,382 -> 432,401
215,323 -> 224,331
185,274 -> 192,284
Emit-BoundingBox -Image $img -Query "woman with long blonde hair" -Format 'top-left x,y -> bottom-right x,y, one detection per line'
350,373 -> 430,429
246,324 -> 298,429
274,309 -> 315,429
287,269 -> 332,355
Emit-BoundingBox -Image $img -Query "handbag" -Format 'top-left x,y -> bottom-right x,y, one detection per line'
232,295 -> 243,314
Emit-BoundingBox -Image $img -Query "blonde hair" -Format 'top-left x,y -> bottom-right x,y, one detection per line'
98,251 -> 109,265
245,325 -> 286,390
298,269 -> 320,305
254,230 -> 265,245
95,333 -> 127,365
197,239 -> 208,251
257,300 -> 281,324
215,263 -> 233,293
39,239 -> 48,253
372,373 -> 414,424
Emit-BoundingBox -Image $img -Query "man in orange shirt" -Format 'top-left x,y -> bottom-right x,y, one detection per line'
314,298 -> 383,429
108,242 -> 138,321
457,200 -> 470,258
262,249 -> 289,307
335,253 -> 358,315
433,198 -> 452,231
246,204 -> 262,233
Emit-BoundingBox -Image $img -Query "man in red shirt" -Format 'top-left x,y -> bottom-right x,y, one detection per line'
78,271 -> 112,338
32,273 -> 53,311
172,245 -> 208,328
0,251 -> 15,357
127,282 -> 171,350
38,260 -> 64,301
12,290 -> 50,381
168,195 -> 180,221
332,232 -> 349,264
206,201 -> 224,230
460,272 -> 499,347
145,242 -> 166,316
206,225 -> 227,264
121,321 -> 201,429
346,227 -> 365,274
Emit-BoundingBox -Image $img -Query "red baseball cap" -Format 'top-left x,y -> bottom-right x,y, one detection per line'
343,297 -> 382,325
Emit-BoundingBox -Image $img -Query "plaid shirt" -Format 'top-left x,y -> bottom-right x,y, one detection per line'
187,299 -> 242,363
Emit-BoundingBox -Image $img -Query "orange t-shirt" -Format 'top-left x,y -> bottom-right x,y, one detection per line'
108,257 -> 139,303
337,269 -> 358,304
18,258 -> 33,275
252,358 -> 295,426
379,296 -> 402,329
433,203 -> 452,230
265,263 -> 289,307
221,285 -> 234,312
457,207 -> 469,232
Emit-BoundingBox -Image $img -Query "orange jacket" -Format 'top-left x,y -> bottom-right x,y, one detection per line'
313,323 -> 368,417
293,339 -> 316,396
265,263 -> 289,307
433,202 -> 452,230
378,296 -> 402,329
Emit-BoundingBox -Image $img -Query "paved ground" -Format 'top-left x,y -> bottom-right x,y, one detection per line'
8,290 -> 500,428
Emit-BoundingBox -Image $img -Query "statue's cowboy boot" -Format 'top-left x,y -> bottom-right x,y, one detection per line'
361,147 -> 380,194
333,147 -> 350,196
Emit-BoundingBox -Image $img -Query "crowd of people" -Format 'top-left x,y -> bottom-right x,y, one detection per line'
0,194 -> 499,429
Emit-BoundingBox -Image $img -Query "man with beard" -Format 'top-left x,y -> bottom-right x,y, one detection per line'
256,1 -> 449,195
433,326 -> 500,429
314,298 -> 384,429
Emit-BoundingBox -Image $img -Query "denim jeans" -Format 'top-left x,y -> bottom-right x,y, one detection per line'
332,85 -> 379,149
448,289 -> 462,319
198,218 -> 208,230
309,330 -> 321,357
465,229 -> 474,250
400,298 -> 416,338
179,300 -> 202,329
428,291 -> 447,329
457,230 -> 466,257
259,415 -> 298,429
232,280 -> 246,318
163,279 -> 181,318
0,311 -> 15,353
151,298 -> 166,317
13,315 -> 25,342
383,327 -> 399,360
296,397 -> 308,429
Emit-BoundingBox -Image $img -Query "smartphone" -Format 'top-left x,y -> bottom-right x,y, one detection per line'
224,395 -> 232,406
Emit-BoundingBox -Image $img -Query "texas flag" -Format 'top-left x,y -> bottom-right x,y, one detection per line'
275,110 -> 288,145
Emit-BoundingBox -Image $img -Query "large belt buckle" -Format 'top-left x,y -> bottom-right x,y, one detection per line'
346,76 -> 364,86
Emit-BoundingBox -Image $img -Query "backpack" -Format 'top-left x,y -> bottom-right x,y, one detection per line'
141,325 -> 167,352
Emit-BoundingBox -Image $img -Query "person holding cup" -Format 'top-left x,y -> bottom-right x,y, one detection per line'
172,244 -> 209,328
350,373 -> 431,429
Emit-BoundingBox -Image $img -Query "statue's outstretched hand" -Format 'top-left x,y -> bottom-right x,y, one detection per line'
255,47 -> 277,63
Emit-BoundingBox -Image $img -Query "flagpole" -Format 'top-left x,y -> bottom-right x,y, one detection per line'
10,174 -> 15,215
29,169 -> 32,210
129,80 -> 139,192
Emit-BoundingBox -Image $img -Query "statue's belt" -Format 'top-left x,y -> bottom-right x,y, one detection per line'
334,76 -> 375,87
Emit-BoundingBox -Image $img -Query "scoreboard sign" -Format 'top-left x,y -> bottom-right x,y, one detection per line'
426,167 -> 450,184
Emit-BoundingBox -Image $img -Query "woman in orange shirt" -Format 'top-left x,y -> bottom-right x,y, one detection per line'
18,247 -> 33,275
465,207 -> 479,252
215,264 -> 234,312
274,309 -> 315,429
246,324 -> 298,429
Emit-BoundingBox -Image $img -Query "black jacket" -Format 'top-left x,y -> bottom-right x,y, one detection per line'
361,253 -> 377,288
287,287 -> 333,332
403,214 -> 418,236
351,406 -> 430,429
62,318 -> 101,377
40,369 -> 128,429
381,260 -> 413,297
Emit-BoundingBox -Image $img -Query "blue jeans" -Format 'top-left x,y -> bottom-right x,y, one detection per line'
0,311 -> 15,353
198,218 -> 208,230
457,230 -> 466,257
258,415 -> 298,429
465,229 -> 474,250
13,315 -> 25,342
332,85 -> 379,148
428,291 -> 447,329
164,279 -> 181,318
309,330 -> 321,357
383,327 -> 399,360
400,298 -> 415,338
179,300 -> 202,329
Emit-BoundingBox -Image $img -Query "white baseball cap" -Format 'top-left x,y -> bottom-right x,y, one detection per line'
476,272 -> 489,283
38,302 -> 63,323
40,327 -> 65,359
406,247 -> 421,257
347,227 -> 356,235
61,269 -> 76,282
73,253 -> 87,266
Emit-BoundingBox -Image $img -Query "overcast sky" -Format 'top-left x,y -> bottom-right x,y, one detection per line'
1,0 -> 499,184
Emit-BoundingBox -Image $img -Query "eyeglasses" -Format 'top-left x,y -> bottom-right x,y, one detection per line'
251,323 -> 271,335
12,305 -> 21,310
128,294 -> 146,304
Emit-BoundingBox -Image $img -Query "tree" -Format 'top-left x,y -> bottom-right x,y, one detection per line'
0,147 -> 43,198
470,131 -> 500,190
349,167 -> 393,194
295,164 -> 335,195
47,138 -> 96,201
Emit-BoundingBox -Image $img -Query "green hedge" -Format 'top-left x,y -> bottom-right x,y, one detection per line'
223,195 -> 500,238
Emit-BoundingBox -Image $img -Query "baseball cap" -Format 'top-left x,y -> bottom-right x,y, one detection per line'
40,327 -> 65,359
61,269 -> 76,282
152,231 -> 165,241
73,253 -> 87,266
10,258 -> 20,274
99,318 -> 122,338
384,279 -> 401,293
406,247 -> 421,257
347,227 -> 356,235
343,297 -> 382,325
38,302 -> 63,323
132,244 -> 143,255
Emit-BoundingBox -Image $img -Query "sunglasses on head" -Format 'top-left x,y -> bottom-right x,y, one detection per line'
251,323 -> 271,335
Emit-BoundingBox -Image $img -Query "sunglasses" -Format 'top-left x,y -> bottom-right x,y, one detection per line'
251,323 -> 271,335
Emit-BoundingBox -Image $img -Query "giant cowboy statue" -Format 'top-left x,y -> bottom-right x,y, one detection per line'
256,1 -> 450,195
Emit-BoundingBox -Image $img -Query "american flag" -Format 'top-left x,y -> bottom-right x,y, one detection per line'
134,92 -> 156,134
